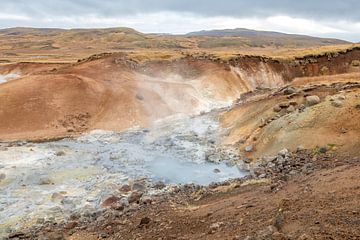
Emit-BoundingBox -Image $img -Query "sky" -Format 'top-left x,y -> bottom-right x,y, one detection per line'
0,0 -> 359,42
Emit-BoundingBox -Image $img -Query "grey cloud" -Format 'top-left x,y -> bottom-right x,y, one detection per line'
1,0 -> 360,21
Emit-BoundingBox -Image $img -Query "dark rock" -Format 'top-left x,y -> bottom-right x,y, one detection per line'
279,102 -> 290,108
319,147 -> 328,153
139,217 -> 151,226
128,191 -> 143,204
153,181 -> 166,190
65,221 -> 78,229
119,184 -> 131,193
283,87 -> 296,95
131,180 -> 146,192
55,151 -> 66,156
213,168 -> 221,173
0,173 -> 6,181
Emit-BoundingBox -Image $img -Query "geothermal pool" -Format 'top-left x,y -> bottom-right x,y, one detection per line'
0,113 -> 246,235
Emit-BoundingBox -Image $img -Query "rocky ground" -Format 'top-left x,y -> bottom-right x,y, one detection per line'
7,148 -> 359,240
1,52 -> 360,239
2,79 -> 360,240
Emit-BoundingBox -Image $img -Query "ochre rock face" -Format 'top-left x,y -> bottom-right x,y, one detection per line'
0,48 -> 359,141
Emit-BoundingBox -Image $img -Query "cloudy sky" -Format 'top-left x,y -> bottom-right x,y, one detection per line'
0,0 -> 359,41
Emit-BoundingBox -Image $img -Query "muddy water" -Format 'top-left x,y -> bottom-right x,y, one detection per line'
0,112 -> 246,235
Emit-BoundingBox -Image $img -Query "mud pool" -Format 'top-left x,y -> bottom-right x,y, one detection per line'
0,113 -> 246,235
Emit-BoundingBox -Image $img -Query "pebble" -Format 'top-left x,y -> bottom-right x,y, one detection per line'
245,145 -> 254,152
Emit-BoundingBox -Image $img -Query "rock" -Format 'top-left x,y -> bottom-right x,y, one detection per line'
257,226 -> 276,239
153,181 -> 166,190
65,221 -> 78,229
273,212 -> 284,230
139,217 -> 151,226
298,234 -> 312,240
136,94 -> 144,101
51,192 -> 65,201
8,231 -> 27,239
273,105 -> 282,112
319,146 -> 328,153
45,232 -> 64,240
298,104 -> 306,111
55,150 -> 66,156
101,196 -> 121,208
0,173 -> 6,181
213,168 -> 221,173
331,100 -> 343,108
131,180 -> 146,192
279,102 -> 290,108
140,196 -> 152,205
243,158 -> 252,164
245,145 -> 254,152
209,222 -> 224,232
306,95 -> 321,106
278,149 -> 289,157
128,191 -> 143,204
337,95 -> 346,100
283,87 -> 296,95
272,232 -> 286,240
296,145 -> 305,152
36,218 -> 45,224
286,105 -> 295,113
39,176 -> 54,185
119,184 -> 131,193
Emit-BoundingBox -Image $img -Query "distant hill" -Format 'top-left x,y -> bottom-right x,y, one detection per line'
0,27 -> 353,63
186,28 -> 350,48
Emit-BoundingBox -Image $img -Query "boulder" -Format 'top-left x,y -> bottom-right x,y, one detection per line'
283,87 -> 296,95
306,95 -> 320,106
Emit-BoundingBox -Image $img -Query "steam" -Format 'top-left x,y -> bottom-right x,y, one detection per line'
0,73 -> 20,84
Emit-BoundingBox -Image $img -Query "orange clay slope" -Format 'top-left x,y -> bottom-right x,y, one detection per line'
0,48 -> 359,141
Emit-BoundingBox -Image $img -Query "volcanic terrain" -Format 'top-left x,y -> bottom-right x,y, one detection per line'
0,28 -> 359,240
